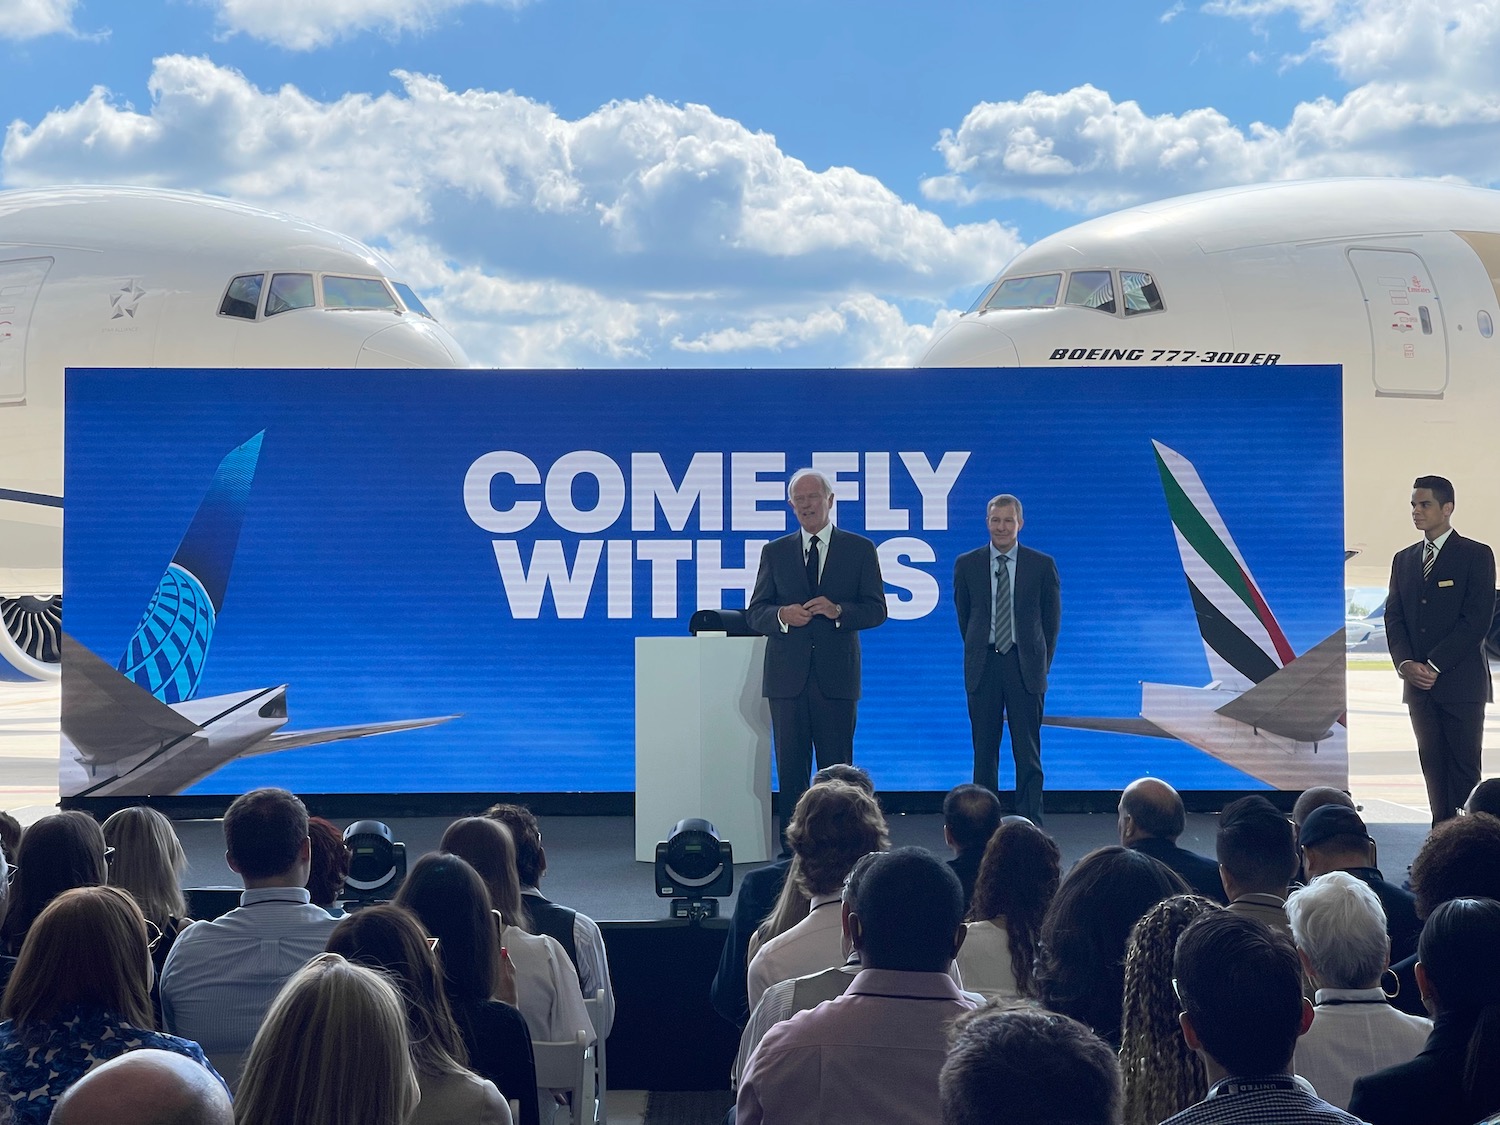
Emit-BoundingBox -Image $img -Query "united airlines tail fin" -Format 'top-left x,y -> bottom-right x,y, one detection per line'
116,432 -> 264,704
1152,440 -> 1295,691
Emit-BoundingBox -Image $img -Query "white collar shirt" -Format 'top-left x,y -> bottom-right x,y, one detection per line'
745,892 -> 844,1011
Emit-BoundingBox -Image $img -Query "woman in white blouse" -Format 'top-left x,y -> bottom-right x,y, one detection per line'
955,819 -> 1060,1000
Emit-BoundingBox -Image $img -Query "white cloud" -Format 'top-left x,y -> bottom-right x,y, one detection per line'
0,0 -> 79,40
926,1 -> 1500,211
212,0 -> 532,51
1,56 -> 1019,366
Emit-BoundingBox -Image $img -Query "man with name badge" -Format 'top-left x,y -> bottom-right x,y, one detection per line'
748,469 -> 887,849
1384,474 -> 1497,826
953,494 -> 1060,825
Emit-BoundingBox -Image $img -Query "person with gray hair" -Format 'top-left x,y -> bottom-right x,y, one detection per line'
49,1048 -> 233,1125
1287,871 -> 1430,1109
746,468 -> 887,850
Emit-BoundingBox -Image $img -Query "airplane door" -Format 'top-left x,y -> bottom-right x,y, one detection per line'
1348,249 -> 1448,397
0,257 -> 53,404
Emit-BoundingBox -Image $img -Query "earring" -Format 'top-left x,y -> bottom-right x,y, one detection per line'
1381,968 -> 1400,999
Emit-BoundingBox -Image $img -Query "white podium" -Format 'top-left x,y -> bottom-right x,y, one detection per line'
634,635 -> 773,864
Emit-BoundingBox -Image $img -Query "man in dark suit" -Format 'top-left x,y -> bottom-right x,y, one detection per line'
1384,474 -> 1496,826
1117,777 -> 1227,903
747,469 -> 887,840
941,783 -> 1002,912
953,494 -> 1060,824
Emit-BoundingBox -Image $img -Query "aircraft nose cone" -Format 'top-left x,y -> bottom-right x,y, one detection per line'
918,317 -> 1020,368
358,321 -> 470,368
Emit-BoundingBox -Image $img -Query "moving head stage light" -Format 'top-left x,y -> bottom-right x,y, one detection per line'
343,820 -> 406,905
655,818 -> 733,920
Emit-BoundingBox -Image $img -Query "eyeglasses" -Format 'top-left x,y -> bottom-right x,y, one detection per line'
426,936 -> 440,953
144,918 -> 165,953
1172,977 -> 1184,1004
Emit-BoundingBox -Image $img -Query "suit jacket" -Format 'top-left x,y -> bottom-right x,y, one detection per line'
747,526 -> 887,700
1385,531 -> 1496,704
1129,837 -> 1227,904
710,859 -> 791,1029
953,543 -> 1061,695
1348,1013 -> 1478,1125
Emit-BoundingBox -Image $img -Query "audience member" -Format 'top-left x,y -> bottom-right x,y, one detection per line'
1349,897 -> 1500,1125
305,817 -> 351,917
50,1048 -> 233,1125
1119,894 -> 1220,1125
957,820 -> 1060,1000
484,802 -> 615,1038
736,848 -> 978,1124
0,887 -> 224,1125
1298,805 -> 1421,965
1292,787 -> 1357,827
1389,811 -> 1500,1015
942,784 -> 1003,911
439,818 -> 593,1048
327,905 -> 512,1125
102,807 -> 193,991
159,787 -> 339,1086
940,1003 -> 1121,1125
745,780 -> 888,1009
1117,778 -> 1226,902
1286,872 -> 1430,1110
1216,796 -> 1297,935
0,813 -> 19,866
0,810 -> 107,955
0,852 -> 10,994
1034,845 -> 1186,1048
709,764 -> 873,1028
234,953 -> 418,1125
1167,911 -> 1359,1125
395,852 -> 541,1125
1465,778 -> 1500,817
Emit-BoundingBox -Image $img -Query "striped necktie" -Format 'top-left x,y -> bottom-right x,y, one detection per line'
1423,540 -> 1436,581
992,555 -> 1013,653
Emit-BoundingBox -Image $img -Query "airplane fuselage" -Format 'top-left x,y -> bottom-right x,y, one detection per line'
919,178 -> 1500,591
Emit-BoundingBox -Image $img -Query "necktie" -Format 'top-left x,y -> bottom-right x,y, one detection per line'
1424,540 -> 1436,581
993,555 -> 1013,653
806,535 -> 821,594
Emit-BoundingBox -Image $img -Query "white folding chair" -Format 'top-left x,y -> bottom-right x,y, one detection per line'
582,989 -> 608,1125
530,1030 -> 595,1125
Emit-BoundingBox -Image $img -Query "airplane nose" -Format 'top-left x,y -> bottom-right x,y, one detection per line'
358,320 -> 471,368
918,318 -> 1020,368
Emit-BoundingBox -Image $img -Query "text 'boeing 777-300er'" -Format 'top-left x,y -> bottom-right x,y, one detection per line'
920,177 -> 1500,642
0,185 -> 470,682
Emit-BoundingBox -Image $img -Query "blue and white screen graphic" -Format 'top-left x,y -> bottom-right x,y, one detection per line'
63,366 -> 1345,796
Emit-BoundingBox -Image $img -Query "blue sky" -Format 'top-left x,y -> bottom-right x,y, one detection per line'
4,0 -> 1495,367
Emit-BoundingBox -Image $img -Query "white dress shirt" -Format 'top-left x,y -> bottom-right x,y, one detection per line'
521,886 -> 615,1039
499,924 -> 595,1046
745,893 -> 844,1011
955,918 -> 1021,1001
159,886 -> 340,1088
1294,987 -> 1432,1110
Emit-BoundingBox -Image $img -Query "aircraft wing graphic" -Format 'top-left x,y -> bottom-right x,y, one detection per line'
1212,629 -> 1346,742
1043,714 -> 1175,739
247,714 -> 461,756
62,632 -> 203,766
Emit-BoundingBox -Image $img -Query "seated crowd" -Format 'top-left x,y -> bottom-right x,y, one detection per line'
3,774 -> 1500,1125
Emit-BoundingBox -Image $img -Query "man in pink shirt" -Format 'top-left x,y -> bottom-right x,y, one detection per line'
737,847 -> 977,1125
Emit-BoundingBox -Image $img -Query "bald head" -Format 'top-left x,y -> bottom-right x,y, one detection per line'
1291,786 -> 1354,827
51,1050 -> 231,1125
1118,777 -> 1186,845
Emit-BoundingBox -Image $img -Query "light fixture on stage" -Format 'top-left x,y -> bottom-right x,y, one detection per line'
654,818 -> 733,920
343,820 -> 406,905
687,609 -> 758,636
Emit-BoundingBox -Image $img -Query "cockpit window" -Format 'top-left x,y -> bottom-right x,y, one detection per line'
982,273 -> 1062,312
323,275 -> 400,312
219,274 -> 264,320
392,282 -> 435,320
266,273 -> 315,316
1065,270 -> 1116,314
1122,270 -> 1164,316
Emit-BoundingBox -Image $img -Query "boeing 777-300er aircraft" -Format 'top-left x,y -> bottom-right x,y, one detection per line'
60,432 -> 455,798
919,178 -> 1500,618
0,185 -> 470,682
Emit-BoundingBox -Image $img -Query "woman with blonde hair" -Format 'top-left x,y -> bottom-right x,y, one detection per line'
0,886 -> 223,1125
327,904 -> 513,1125
439,819 -> 592,1050
102,807 -> 191,976
234,953 -> 417,1125
1118,893 -> 1221,1125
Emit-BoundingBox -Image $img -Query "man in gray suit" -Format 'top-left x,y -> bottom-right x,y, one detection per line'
953,494 -> 1060,824
748,469 -> 887,842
